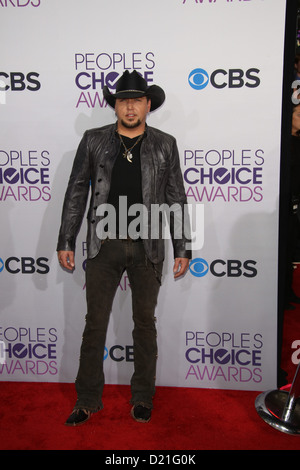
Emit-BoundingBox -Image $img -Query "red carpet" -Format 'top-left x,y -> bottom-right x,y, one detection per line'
0,382 -> 300,452
1,269 -> 300,452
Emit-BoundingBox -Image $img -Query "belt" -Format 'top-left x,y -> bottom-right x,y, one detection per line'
102,236 -> 142,243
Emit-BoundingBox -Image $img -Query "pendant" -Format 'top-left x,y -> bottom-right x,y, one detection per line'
124,151 -> 133,163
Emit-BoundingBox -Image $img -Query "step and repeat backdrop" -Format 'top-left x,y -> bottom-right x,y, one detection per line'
0,0 -> 287,392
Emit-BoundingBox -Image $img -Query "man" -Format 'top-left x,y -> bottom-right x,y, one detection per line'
57,70 -> 191,426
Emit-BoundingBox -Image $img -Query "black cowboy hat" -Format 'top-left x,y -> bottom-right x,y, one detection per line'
103,70 -> 165,111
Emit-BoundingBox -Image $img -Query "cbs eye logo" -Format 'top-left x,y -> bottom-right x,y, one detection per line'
189,258 -> 209,277
188,69 -> 209,90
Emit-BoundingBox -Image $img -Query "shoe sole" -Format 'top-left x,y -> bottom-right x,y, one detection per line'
64,412 -> 92,426
64,418 -> 90,426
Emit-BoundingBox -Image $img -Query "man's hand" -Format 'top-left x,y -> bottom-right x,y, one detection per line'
173,257 -> 189,279
57,250 -> 75,271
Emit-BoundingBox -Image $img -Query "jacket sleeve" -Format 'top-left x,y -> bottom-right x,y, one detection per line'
165,138 -> 192,260
57,132 -> 91,253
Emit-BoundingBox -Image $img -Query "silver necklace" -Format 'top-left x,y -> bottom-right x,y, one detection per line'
118,133 -> 144,163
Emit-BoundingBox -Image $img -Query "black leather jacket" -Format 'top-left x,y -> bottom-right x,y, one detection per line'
57,123 -> 191,264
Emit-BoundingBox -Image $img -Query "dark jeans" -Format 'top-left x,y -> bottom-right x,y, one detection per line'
74,239 -> 163,412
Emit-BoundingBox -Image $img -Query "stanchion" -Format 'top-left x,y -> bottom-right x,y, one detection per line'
255,362 -> 300,435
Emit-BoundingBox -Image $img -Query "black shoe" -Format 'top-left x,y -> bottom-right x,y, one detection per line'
131,405 -> 152,423
65,408 -> 92,426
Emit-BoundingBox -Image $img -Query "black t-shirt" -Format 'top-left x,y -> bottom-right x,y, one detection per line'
106,134 -> 144,237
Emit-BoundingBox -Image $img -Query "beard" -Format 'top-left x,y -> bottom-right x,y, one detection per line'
120,118 -> 142,129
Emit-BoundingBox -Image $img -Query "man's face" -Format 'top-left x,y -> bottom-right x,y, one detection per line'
115,96 -> 151,130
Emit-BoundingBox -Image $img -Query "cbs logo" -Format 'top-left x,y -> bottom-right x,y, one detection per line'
0,72 -> 41,91
189,258 -> 257,278
188,68 -> 260,90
